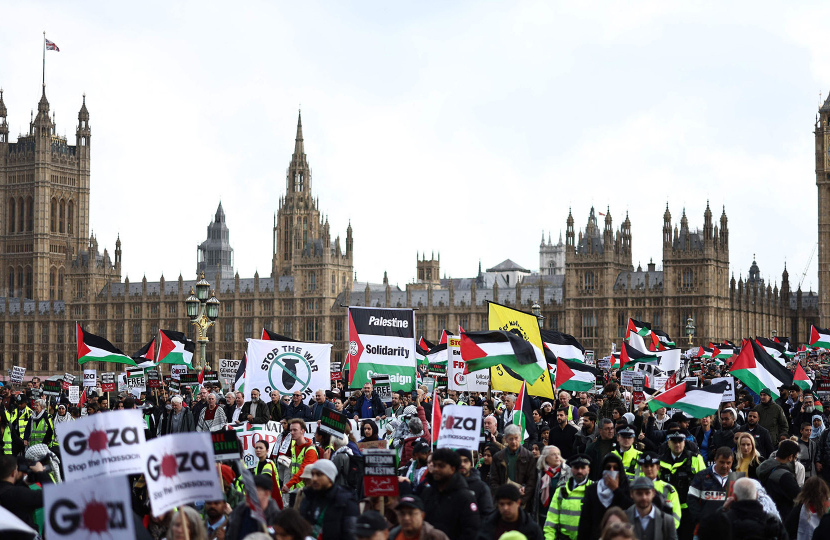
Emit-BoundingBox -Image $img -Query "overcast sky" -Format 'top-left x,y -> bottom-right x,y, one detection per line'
1,2 -> 826,292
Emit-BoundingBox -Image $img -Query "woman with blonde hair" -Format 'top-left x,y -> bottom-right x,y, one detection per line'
735,432 -> 764,479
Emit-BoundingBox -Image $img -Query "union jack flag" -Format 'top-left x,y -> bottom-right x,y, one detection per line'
45,38 -> 60,52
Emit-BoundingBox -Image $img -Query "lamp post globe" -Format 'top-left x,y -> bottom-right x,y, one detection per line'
531,301 -> 544,329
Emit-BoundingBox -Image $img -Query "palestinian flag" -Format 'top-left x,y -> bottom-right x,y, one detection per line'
234,352 -> 246,392
809,326 -> 830,349
696,346 -> 713,359
132,338 -> 156,362
729,339 -> 793,399
262,328 -> 299,342
156,330 -> 196,367
756,337 -> 786,360
77,323 -> 137,366
513,380 -> 538,441
541,330 -> 586,362
439,329 -> 452,345
556,358 -> 600,392
648,380 -> 728,418
712,346 -> 734,360
648,333 -> 667,352
655,348 -> 682,372
626,319 -> 652,338
416,344 -> 429,367
426,342 -> 449,365
419,336 -> 435,351
461,330 -> 546,383
627,332 -> 650,354
620,342 -> 658,370
654,329 -> 675,347
794,363 -> 813,392
431,388 -> 441,445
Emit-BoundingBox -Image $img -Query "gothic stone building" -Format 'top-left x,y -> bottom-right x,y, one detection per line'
0,84 -> 822,379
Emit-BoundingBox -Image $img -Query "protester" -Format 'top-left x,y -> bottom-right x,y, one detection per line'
719,477 -> 787,540
0,454 -> 44,534
738,409 -> 774,459
241,388 -> 270,424
624,476 -> 677,540
197,393 -> 228,432
536,445 -> 565,527
687,446 -> 734,523
273,508 -> 314,540
549,406 -> 579,460
226,474 -> 281,540
286,390 -> 312,421
757,439 -> 802,520
735,432 -> 764,479
545,453 -> 592,540
755,390 -> 789,446
478,483 -> 543,540
421,448 -> 482,540
577,453 -> 632,540
160,395 -> 196,435
281,418 -> 319,495
202,499 -> 229,540
169,506 -> 207,540
354,510 -> 389,540
390,495 -> 450,540
353,382 -> 386,420
490,424 -> 538,508
23,399 -> 55,449
298,460 -> 359,540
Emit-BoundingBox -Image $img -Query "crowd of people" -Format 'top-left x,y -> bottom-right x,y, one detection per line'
1,360 -> 830,540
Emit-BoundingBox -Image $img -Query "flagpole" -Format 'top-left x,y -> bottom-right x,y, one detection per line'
42,31 -> 45,87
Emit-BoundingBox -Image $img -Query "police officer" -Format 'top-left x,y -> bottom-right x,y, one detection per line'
544,453 -> 592,540
611,425 -> 641,480
638,451 -> 680,529
658,431 -> 705,540
8,395 -> 32,440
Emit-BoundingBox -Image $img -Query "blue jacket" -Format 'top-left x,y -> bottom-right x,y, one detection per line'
285,402 -> 311,421
309,400 -> 336,421
353,391 -> 386,419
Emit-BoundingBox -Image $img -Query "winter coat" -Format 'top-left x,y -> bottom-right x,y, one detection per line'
421,472 -> 482,540
687,466 -> 735,523
464,469 -> 494,519
159,407 -> 196,435
576,453 -> 633,540
239,398 -> 270,424
477,507 -> 543,540
755,400 -> 789,445
548,422 -> 579,460
573,425 -> 598,455
597,393 -> 625,422
388,521 -> 450,540
399,406 -> 431,465
267,399 -> 285,422
797,437 -> 819,478
756,458 -> 801,520
299,483 -> 359,540
354,390 -> 386,418
309,399 -> 336,421
725,499 -> 789,540
490,445 -> 538,508
225,498 -> 280,540
710,424 -> 740,456
197,405 -> 228,432
284,401 -> 311,421
623,505 -> 677,540
738,424 -> 775,459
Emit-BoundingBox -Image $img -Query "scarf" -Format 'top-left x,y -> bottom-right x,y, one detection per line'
597,476 -> 615,507
798,505 -> 822,540
540,466 -> 560,506
54,409 -> 73,424
810,415 -> 825,440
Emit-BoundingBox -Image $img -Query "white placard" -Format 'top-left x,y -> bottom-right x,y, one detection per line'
118,372 -> 127,393
711,376 -> 736,403
448,336 -> 489,392
653,376 -> 669,391
127,367 -> 146,392
219,359 -> 241,385
83,369 -> 97,387
436,404 -> 482,452
44,475 -> 135,540
11,366 -> 25,385
170,365 -> 188,380
243,339 -> 331,402
142,432 -> 223,517
68,386 -> 79,404
234,428 -> 282,469
56,409 -> 147,482
620,370 -> 634,387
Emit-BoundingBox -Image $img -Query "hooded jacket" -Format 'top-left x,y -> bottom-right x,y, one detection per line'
464,468 -> 494,519
755,399 -> 789,444
225,498 -> 280,540
597,391 -> 625,422
421,472 -> 482,540
756,457 -> 800,520
723,499 -> 788,540
298,483 -> 359,540
576,453 -> 633,540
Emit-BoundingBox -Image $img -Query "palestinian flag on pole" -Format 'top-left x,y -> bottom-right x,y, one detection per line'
262,328 -> 299,342
431,388 -> 441,445
419,336 -> 435,351
648,380 -> 728,418
439,329 -> 452,345
626,319 -> 652,338
132,338 -> 156,362
654,329 -> 675,347
77,323 -> 137,366
425,342 -> 449,365
794,363 -> 813,392
648,332 -> 667,352
620,342 -> 658,370
156,329 -> 196,367
729,339 -> 793,399
541,330 -> 585,362
756,337 -> 786,360
513,380 -> 538,441
712,345 -> 734,360
416,344 -> 429,367
461,330 -> 546,383
696,346 -> 713,359
809,325 -> 830,349
555,358 -> 600,392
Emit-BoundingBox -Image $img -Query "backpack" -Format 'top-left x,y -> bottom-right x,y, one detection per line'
344,452 -> 365,499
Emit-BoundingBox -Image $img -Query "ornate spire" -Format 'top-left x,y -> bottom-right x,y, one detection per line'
0,88 -> 6,118
293,110 -> 304,158
78,93 -> 89,122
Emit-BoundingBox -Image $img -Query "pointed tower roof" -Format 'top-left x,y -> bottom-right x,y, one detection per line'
78,93 -> 89,121
215,201 -> 225,223
821,91 -> 830,113
0,88 -> 6,118
293,110 -> 304,157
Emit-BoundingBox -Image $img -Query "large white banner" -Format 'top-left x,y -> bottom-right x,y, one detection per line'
347,307 -> 416,392
142,432 -> 223,517
243,339 -> 331,402
235,428 -> 282,469
436,404 -> 482,452
44,475 -> 134,540
448,335 -> 489,392
56,409 -> 146,481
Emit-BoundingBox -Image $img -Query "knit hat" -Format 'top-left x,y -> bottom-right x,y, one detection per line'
759,388 -> 772,397
312,459 -> 338,483
455,449 -> 473,462
253,474 -> 272,491
219,464 -> 236,486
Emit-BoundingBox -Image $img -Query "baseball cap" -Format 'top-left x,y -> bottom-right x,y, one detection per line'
355,511 -> 388,537
413,439 -> 431,455
396,495 -> 424,511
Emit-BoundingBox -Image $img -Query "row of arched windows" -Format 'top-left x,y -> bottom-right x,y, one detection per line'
50,198 -> 74,234
7,197 -> 34,234
6,197 -> 75,235
4,266 -> 64,300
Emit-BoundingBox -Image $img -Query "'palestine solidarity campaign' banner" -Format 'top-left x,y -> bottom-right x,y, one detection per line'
348,307 -> 416,392
243,338 -> 332,401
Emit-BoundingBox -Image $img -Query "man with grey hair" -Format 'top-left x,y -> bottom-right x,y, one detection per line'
502,394 -> 516,424
490,424 -> 537,508
160,394 -> 196,434
720,477 -> 787,539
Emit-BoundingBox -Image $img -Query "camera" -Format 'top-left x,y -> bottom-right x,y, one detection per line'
18,454 -> 53,477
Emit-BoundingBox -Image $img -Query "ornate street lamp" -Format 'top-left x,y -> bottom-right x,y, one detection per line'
531,301 -> 545,329
772,329 -> 778,338
685,316 -> 695,346
186,272 -> 220,370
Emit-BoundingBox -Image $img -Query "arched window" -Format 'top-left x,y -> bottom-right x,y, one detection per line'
681,268 -> 694,288
303,217 -> 308,244
58,268 -> 64,301
25,266 -> 33,299
50,199 -> 57,232
9,198 -> 14,233
50,268 -> 56,300
25,197 -> 33,231
59,200 -> 65,233
16,265 -> 23,297
17,198 -> 23,233
583,271 -> 596,291
7,267 -> 13,296
67,200 -> 74,235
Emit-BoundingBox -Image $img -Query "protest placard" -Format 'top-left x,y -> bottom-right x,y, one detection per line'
44,475 -> 135,540
683,376 -> 700,388
168,381 -> 180,394
712,376 -> 735,402
146,369 -> 161,389
234,428 -> 282,469
42,379 -> 61,396
101,372 -> 116,393
330,361 -> 342,381
117,373 -> 127,393
632,373 -> 645,393
126,367 -> 145,392
179,373 -> 198,386
211,430 -> 243,462
620,370 -> 634,387
363,448 -> 398,497
219,359 -> 241,385
68,386 -> 79,404
357,439 -> 388,451
170,365 -> 188,380
448,336 -> 489,392
62,373 -> 74,391
10,366 -> 25,385
202,371 -> 219,385
436,404 -> 482,452
142,432 -> 223,517
56,409 -> 147,482
83,369 -> 97,387
372,374 -> 392,405
318,408 -> 348,438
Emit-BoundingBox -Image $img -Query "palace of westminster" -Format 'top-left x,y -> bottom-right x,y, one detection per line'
0,83 -> 825,378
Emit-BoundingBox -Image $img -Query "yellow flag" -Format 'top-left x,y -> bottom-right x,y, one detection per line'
487,302 -> 554,399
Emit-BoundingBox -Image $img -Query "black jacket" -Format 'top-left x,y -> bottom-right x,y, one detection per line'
725,499 -> 789,540
576,453 -> 633,540
225,498 -> 280,540
490,445 -> 538,508
240,399 -> 270,424
709,424 -> 740,456
737,423 -> 775,459
464,469 -> 494,519
548,423 -> 578,460
0,480 -> 44,532
756,459 -> 801,522
421,472 -> 482,540
299,483 -> 359,540
584,438 -> 618,479
159,406 -> 196,435
477,507 -> 543,540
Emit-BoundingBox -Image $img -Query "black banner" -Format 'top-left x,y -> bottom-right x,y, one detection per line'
349,307 -> 414,338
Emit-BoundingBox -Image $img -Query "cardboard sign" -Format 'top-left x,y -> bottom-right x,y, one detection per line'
219,359 -> 241,385
363,448 -> 399,497
586,350 -> 595,364
711,376 -> 736,402
436,404 -> 483,452
44,475 -> 135,540
598,356 -> 612,370
168,381 -> 180,394
82,369 -> 97,388
428,363 -> 447,376
683,376 -> 700,388
318,407 -> 348,438
42,379 -> 61,396
632,391 -> 646,408
101,372 -> 116,393
170,365 -> 188,380
146,369 -> 162,389
653,376 -> 669,391
117,373 -> 127,393
331,361 -> 343,381
357,439 -> 388,450
620,370 -> 634,387
632,374 -> 645,393
62,373 -> 74,391
202,371 -> 219,385
142,432 -> 223,517
179,373 -> 199,386
10,366 -> 25,385
127,367 -> 146,392
211,430 -> 243,462
371,374 -> 392,405
68,386 -> 79,404
56,409 -> 147,482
